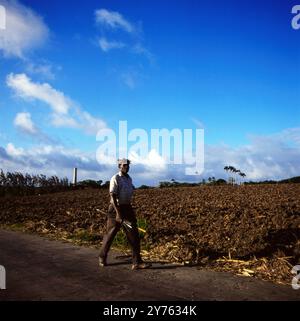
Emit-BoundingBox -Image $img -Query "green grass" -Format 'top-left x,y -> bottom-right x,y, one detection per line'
112,228 -> 128,247
2,218 -> 150,252
137,218 -> 149,251
111,218 -> 149,249
8,222 -> 25,231
137,218 -> 147,238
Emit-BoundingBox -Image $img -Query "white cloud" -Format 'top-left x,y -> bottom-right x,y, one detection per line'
94,8 -> 154,85
50,113 -> 79,128
131,127 -> 300,184
6,142 -> 24,157
13,111 -> 55,143
1,142 -> 111,181
1,128 -> 299,186
98,37 -> 125,52
121,72 -> 136,89
0,142 -> 167,184
25,62 -> 57,80
50,107 -> 106,135
14,112 -> 37,134
274,128 -> 300,147
75,108 -> 106,135
7,73 -> 107,135
204,128 -> 300,181
6,73 -> 71,114
191,117 -> 205,129
132,43 -> 155,63
0,0 -> 49,58
129,149 -> 167,170
95,9 -> 134,33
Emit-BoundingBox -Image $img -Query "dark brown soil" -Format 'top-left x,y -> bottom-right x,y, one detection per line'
0,184 -> 299,285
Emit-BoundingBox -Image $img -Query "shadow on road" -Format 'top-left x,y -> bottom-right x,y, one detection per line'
107,261 -> 131,266
112,254 -> 199,270
147,264 -> 186,270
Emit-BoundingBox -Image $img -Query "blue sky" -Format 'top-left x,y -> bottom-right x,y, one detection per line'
0,0 -> 299,185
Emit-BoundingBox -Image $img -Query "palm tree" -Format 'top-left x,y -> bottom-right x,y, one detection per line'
224,166 -> 230,184
228,166 -> 236,185
239,172 -> 246,185
235,169 -> 241,185
225,166 -> 246,185
0,169 -> 6,186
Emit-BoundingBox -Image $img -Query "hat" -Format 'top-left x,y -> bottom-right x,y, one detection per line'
118,158 -> 131,166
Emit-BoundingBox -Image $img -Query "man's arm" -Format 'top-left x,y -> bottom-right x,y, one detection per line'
110,192 -> 122,223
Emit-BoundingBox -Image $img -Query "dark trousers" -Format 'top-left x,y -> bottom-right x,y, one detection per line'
99,204 -> 142,265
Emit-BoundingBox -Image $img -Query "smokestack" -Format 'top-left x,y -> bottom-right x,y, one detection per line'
72,168 -> 77,186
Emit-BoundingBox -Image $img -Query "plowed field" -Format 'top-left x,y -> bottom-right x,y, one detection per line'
1,184 -> 299,285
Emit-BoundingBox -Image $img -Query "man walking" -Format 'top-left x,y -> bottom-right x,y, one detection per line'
99,158 -> 151,270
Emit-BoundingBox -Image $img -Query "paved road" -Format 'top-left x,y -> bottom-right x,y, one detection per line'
0,229 -> 299,301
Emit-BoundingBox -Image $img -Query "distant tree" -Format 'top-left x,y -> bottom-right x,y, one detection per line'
216,179 -> 227,185
0,169 -> 71,196
0,169 -> 7,186
78,180 -> 102,188
159,181 -> 172,188
231,167 -> 238,185
139,185 -> 152,189
224,166 -> 230,183
227,166 -> 236,185
225,166 -> 245,185
235,170 -> 240,185
280,176 -> 300,184
101,180 -> 110,189
224,166 -> 229,172
239,172 -> 246,185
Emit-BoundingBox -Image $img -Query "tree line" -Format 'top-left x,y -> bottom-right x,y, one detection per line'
0,169 -> 112,197
0,169 -> 70,197
1,168 -> 298,196
224,166 -> 246,185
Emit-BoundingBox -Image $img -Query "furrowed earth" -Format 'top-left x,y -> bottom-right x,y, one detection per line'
1,184 -> 299,285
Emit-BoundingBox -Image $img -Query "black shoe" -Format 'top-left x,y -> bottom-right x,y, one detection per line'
99,256 -> 107,267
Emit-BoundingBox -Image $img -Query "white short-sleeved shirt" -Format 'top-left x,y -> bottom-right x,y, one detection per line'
110,172 -> 134,205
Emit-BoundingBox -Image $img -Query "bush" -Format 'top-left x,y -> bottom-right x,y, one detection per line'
138,185 -> 152,189
77,180 -> 102,188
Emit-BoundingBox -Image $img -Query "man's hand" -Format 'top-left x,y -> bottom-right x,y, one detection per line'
110,192 -> 122,223
115,211 -> 123,224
